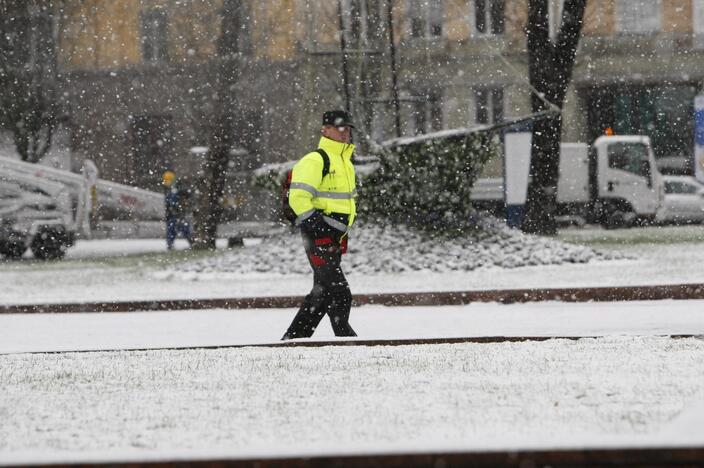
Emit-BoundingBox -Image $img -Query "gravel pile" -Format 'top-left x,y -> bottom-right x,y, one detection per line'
157,216 -> 625,278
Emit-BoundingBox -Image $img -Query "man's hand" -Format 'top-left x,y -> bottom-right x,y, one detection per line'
300,211 -> 328,237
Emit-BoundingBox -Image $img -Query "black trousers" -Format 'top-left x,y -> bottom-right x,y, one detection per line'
282,230 -> 356,339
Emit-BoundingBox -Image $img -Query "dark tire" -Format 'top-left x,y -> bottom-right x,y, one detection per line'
0,241 -> 26,260
228,237 -> 244,248
31,229 -> 67,260
604,210 -> 627,230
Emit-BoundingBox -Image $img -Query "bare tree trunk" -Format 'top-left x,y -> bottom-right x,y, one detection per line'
521,0 -> 587,235
192,0 -> 243,250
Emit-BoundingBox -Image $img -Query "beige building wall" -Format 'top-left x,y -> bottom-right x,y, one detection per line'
51,0 -> 704,186
58,0 -> 316,70
251,0 -> 298,60
166,0 -> 222,62
663,0 -> 692,34
58,0 -> 141,70
445,0 -> 471,42
582,0 -> 614,36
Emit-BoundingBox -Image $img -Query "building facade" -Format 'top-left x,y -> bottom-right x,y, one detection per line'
49,0 -> 704,187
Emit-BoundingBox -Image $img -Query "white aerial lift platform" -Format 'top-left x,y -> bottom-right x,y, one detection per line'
0,155 -> 164,259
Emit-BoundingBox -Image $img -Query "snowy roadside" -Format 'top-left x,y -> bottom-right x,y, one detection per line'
1,224 -> 703,305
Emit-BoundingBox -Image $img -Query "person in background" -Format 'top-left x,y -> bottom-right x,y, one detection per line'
162,170 -> 192,250
281,110 -> 358,340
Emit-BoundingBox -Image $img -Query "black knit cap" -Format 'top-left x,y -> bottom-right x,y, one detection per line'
322,110 -> 355,128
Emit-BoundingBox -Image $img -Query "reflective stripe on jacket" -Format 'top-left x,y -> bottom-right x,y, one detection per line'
289,136 -> 357,229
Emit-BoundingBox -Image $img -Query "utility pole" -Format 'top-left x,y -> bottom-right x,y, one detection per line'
338,0 -> 352,113
386,0 -> 401,137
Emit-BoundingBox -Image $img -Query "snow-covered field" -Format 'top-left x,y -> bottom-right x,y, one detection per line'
2,336 -> 704,465
2,224 -> 704,464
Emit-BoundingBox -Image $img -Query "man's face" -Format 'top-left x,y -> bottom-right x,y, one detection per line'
322,125 -> 352,143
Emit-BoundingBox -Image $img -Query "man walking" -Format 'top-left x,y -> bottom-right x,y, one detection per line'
162,170 -> 193,250
282,110 -> 358,340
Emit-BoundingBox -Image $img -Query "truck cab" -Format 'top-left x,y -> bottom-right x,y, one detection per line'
484,132 -> 663,229
589,135 -> 663,228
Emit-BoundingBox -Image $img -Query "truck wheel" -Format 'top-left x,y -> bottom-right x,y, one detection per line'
31,229 -> 67,260
0,241 -> 26,260
604,211 -> 627,230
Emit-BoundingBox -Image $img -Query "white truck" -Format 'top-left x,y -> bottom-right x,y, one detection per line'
472,134 -> 664,229
0,155 -> 164,259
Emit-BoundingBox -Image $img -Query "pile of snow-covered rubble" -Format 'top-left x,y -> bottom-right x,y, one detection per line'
159,216 -> 625,278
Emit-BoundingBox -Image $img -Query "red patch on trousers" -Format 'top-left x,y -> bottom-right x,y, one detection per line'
310,254 -> 326,266
340,237 -> 348,254
314,237 -> 332,246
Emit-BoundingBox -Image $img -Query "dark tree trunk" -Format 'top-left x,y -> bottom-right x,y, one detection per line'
192,0 -> 243,250
521,0 -> 587,235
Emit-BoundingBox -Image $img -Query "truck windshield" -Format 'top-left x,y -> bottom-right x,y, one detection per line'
607,142 -> 651,179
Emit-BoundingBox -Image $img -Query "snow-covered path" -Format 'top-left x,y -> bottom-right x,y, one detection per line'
2,299 -> 703,354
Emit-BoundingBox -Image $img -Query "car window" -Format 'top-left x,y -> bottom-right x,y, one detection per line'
607,142 -> 651,178
681,183 -> 699,194
664,182 -> 682,194
664,181 -> 701,194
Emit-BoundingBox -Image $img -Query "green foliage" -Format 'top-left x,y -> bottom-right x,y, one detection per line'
251,160 -> 295,192
357,131 -> 498,236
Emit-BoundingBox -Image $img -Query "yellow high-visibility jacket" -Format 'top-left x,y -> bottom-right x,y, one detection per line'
289,136 -> 357,231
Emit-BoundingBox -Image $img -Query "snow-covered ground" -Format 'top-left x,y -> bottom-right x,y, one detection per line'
1,224 -> 704,305
2,334 -> 704,465
2,224 -> 704,464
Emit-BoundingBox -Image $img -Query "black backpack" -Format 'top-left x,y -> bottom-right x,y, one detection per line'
281,149 -> 330,225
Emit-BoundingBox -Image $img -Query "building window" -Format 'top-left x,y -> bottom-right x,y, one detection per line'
412,91 -> 443,134
474,88 -> 504,124
616,0 -> 660,34
141,9 -> 169,63
472,0 -> 504,35
408,0 -> 443,39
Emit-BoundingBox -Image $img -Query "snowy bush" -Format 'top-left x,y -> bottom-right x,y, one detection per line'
154,216 -> 625,279
358,131 -> 498,236
251,160 -> 296,193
